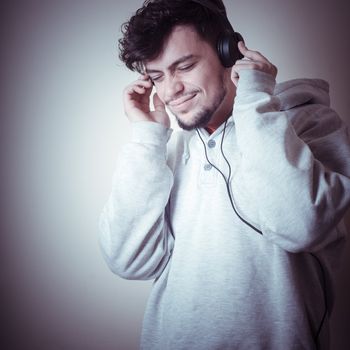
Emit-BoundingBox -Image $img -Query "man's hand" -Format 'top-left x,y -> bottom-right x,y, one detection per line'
123,74 -> 170,128
231,41 -> 278,86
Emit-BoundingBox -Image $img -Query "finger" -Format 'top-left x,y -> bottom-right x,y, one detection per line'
139,74 -> 151,81
238,41 -> 269,63
140,73 -> 156,85
136,78 -> 153,88
126,85 -> 148,95
233,61 -> 266,71
125,80 -> 152,95
140,74 -> 156,87
153,93 -> 165,111
235,59 -> 260,65
233,61 -> 278,78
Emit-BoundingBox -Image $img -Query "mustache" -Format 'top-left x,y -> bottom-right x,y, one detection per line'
165,90 -> 200,106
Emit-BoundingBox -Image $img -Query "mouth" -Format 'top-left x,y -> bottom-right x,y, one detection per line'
168,93 -> 197,110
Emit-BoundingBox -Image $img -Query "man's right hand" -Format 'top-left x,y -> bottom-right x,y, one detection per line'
123,74 -> 171,128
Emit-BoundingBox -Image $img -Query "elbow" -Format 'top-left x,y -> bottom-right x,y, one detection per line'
113,259 -> 168,281
98,211 -> 172,280
99,239 -> 150,280
100,246 -> 151,280
106,258 -> 148,280
265,210 -> 337,254
269,232 -> 316,254
98,213 -> 144,279
279,234 -> 322,254
99,236 -> 168,281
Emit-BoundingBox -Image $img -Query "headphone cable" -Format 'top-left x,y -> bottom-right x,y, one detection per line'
195,120 -> 328,347
196,121 -> 262,234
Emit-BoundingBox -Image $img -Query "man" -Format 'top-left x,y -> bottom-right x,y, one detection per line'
99,0 -> 350,349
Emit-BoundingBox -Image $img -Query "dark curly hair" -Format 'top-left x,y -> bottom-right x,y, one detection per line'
119,0 -> 232,73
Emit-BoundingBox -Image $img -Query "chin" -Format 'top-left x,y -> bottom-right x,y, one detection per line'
174,107 -> 212,131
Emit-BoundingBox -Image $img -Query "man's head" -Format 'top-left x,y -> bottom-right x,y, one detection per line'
119,0 -> 234,73
119,0 -> 238,130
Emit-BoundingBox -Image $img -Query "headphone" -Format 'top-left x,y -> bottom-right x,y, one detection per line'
190,0 -> 244,67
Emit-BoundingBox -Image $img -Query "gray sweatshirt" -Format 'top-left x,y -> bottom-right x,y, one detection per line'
99,70 -> 350,349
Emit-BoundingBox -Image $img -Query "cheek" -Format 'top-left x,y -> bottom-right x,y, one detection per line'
154,84 -> 166,102
202,70 -> 228,97
189,66 -> 222,95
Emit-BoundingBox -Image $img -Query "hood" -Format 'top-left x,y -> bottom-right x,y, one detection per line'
274,78 -> 330,111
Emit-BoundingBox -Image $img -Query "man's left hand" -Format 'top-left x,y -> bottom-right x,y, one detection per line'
231,41 -> 278,86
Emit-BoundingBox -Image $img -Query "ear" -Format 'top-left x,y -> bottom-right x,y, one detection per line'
230,67 -> 239,87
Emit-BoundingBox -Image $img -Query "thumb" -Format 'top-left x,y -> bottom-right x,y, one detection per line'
153,93 -> 166,112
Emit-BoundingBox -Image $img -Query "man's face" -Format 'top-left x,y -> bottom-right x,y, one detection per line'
145,25 -> 234,131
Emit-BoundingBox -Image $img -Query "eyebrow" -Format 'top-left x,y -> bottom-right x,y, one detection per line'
146,54 -> 198,74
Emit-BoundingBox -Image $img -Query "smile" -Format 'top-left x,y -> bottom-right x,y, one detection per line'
168,93 -> 197,109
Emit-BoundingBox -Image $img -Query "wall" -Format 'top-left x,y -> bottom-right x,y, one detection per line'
2,0 -> 349,349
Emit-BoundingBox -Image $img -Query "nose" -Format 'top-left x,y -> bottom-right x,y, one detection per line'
161,74 -> 184,103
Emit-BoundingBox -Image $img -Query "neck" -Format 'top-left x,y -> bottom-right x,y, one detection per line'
205,109 -> 233,134
205,83 -> 236,134
205,125 -> 217,134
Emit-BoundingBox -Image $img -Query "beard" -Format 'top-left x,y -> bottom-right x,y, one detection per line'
170,76 -> 227,131
175,106 -> 214,131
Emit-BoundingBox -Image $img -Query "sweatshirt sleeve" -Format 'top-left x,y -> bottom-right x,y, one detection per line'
99,121 -> 174,280
233,69 -> 350,253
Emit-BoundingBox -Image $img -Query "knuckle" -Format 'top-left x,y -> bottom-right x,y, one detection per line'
270,64 -> 278,75
253,62 -> 264,70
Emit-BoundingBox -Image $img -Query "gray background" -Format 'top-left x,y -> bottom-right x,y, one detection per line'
2,0 -> 350,349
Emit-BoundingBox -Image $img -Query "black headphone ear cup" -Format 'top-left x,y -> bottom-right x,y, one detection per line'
217,32 -> 244,68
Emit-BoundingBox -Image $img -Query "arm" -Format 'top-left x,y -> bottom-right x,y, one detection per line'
232,43 -> 350,253
99,75 -> 174,280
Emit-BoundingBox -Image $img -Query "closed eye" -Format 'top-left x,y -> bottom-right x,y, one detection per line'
178,63 -> 196,71
150,75 -> 163,82
149,62 -> 196,84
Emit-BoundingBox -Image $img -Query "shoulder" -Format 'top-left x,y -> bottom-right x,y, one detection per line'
275,78 -> 345,137
275,78 -> 330,110
276,78 -> 350,175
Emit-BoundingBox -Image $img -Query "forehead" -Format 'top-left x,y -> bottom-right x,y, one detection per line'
145,25 -> 215,70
